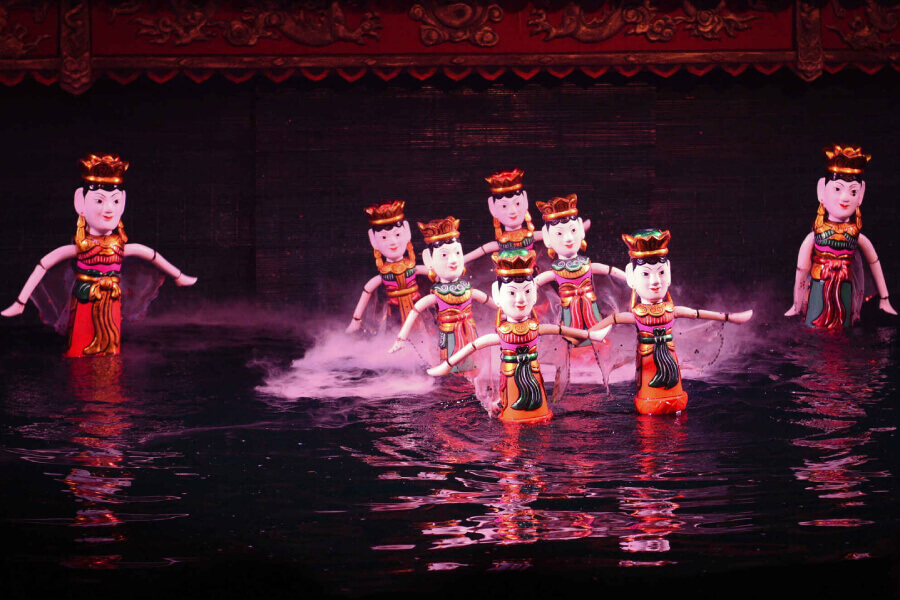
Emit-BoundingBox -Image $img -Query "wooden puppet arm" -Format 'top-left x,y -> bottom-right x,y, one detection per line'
533,271 -> 555,287
414,264 -> 430,276
427,333 -> 500,376
590,262 -> 627,282
2,244 -> 77,317
675,306 -> 754,323
124,243 -> 197,286
858,234 -> 897,315
537,323 -> 592,342
463,241 -> 500,265
588,311 -> 633,342
346,275 -> 383,333
471,288 -> 497,309
786,233 -> 814,316
390,295 -> 436,352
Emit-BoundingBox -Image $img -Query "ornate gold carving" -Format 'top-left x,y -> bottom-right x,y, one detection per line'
61,0 -> 91,95
827,0 -> 899,51
0,2 -> 50,58
119,1 -> 381,47
528,0 -> 757,44
409,1 -> 503,47
796,0 -> 823,81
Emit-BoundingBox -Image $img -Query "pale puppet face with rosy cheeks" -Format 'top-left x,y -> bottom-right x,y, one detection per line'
488,190 -> 529,230
74,187 -> 126,236
422,240 -> 464,282
542,217 -> 585,259
492,279 -> 537,322
625,260 -> 672,305
817,177 -> 865,223
368,221 -> 412,262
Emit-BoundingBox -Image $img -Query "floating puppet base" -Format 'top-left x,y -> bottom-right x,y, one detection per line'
64,297 -> 122,358
634,352 -> 687,415
497,366 -> 553,423
499,402 -> 553,424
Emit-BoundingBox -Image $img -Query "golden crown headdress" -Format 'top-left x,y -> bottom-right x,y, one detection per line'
536,194 -> 579,222
486,168 -> 525,195
622,229 -> 671,259
79,154 -> 129,185
492,249 -> 536,278
418,216 -> 460,245
824,144 -> 870,176
365,200 -> 405,227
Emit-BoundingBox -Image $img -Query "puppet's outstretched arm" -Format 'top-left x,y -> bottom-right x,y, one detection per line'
124,243 -> 197,286
471,288 -> 497,309
2,244 -> 78,317
858,234 -> 897,315
786,233 -> 815,316
463,241 -> 500,265
427,333 -> 500,376
347,275 -> 384,333
590,262 -> 627,282
675,306 -> 754,323
588,311 -> 633,342
390,294 -> 436,352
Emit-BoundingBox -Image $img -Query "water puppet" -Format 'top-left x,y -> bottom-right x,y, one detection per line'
589,230 -> 752,415
346,200 -> 429,334
785,144 -> 895,328
390,217 -> 494,373
533,194 -> 627,365
428,249 -> 590,423
1,154 -> 197,357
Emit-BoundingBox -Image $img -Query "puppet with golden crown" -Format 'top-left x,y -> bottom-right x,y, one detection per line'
2,154 -> 197,357
785,145 -> 896,328
532,194 -> 627,361
588,230 -> 752,415
346,200 -> 430,334
428,249 -> 591,423
389,217 -> 495,373
463,170 -> 591,265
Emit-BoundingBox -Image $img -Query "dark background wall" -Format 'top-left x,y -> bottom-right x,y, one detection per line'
0,71 -> 898,319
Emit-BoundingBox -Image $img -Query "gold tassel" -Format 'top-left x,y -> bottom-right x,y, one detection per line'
117,219 -> 128,243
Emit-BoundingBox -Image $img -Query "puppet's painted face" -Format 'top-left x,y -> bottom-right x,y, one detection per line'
626,260 -> 671,304
542,217 -> 585,259
488,190 -> 529,230
368,221 -> 412,262
74,187 -> 126,235
817,177 -> 865,223
492,279 -> 537,322
423,240 -> 464,282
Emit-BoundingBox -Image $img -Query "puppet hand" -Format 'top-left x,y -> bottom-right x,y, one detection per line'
879,298 -> 897,315
427,362 -> 451,377
729,310 -> 754,324
784,305 -> 799,317
175,273 -> 197,287
346,319 -> 362,334
1,302 -> 24,317
389,339 -> 406,353
589,324 -> 611,342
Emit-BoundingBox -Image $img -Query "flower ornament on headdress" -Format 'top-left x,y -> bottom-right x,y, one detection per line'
486,169 -> 525,196
622,229 -> 671,260
79,154 -> 129,185
418,216 -> 460,246
824,144 -> 871,177
493,248 -> 536,278
365,200 -> 406,227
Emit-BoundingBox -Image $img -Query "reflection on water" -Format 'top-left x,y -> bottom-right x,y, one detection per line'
785,329 -> 896,527
7,355 -> 186,570
0,313 -> 897,595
